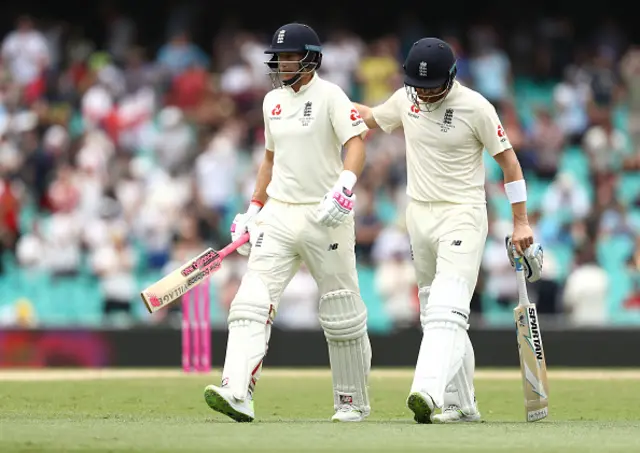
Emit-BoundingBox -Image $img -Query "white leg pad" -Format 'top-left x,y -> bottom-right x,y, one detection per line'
222,273 -> 275,401
444,332 -> 476,412
319,290 -> 371,415
418,286 -> 430,329
411,274 -> 470,408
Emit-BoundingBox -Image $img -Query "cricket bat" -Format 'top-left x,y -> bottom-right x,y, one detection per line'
140,233 -> 250,313
513,248 -> 549,422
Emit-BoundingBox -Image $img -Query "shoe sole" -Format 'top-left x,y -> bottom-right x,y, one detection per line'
331,415 -> 365,423
432,413 -> 482,424
407,392 -> 433,424
204,387 -> 254,423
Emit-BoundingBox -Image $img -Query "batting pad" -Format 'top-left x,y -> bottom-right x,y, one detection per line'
319,290 -> 371,415
223,274 -> 274,401
417,286 -> 431,329
444,332 -> 476,412
412,274 -> 470,408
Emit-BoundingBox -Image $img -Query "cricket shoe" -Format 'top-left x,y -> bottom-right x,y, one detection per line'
406,391 -> 435,424
432,404 -> 481,424
331,404 -> 368,422
204,385 -> 254,422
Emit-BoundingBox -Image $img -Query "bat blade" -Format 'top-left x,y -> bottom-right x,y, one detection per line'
514,303 -> 549,422
140,248 -> 222,313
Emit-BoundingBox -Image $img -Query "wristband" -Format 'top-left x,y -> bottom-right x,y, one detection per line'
504,180 -> 527,204
338,170 -> 357,191
247,201 -> 262,216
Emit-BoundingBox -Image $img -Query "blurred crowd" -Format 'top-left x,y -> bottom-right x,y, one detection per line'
1,11 -> 639,329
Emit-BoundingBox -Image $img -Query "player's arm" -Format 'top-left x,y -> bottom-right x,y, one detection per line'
474,103 -> 534,256
493,149 -> 528,230
495,148 -> 533,256
251,149 -> 274,207
316,87 -> 370,227
342,135 -> 366,182
230,105 -> 275,254
352,102 -> 379,129
250,102 -> 276,208
353,90 -> 402,133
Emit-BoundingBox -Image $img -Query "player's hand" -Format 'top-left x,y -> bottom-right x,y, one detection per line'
511,222 -> 534,256
317,186 -> 355,228
505,232 -> 544,282
230,203 -> 261,256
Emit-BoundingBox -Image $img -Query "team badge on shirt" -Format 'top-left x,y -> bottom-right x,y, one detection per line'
299,101 -> 314,126
440,108 -> 455,132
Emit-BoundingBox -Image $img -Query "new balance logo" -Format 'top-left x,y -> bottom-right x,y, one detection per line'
255,232 -> 264,248
327,243 -> 339,251
451,240 -> 462,246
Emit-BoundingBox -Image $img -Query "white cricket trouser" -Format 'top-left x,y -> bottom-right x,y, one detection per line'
406,199 -> 488,293
247,198 -> 360,302
406,199 -> 488,409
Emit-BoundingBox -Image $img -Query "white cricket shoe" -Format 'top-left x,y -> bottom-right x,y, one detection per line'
204,385 -> 255,423
406,391 -> 436,424
331,404 -> 368,422
432,404 -> 482,424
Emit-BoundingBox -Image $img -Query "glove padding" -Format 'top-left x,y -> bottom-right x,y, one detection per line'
317,186 -> 355,228
231,211 -> 258,256
505,235 -> 544,282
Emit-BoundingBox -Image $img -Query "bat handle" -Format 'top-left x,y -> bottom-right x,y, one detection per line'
218,232 -> 251,260
513,253 -> 530,307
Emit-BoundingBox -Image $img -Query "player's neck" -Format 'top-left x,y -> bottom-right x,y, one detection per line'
290,72 -> 315,92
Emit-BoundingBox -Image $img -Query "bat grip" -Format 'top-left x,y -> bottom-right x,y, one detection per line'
514,254 -> 530,306
218,232 -> 251,260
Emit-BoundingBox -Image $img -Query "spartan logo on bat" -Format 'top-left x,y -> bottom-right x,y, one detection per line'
528,307 -> 544,361
517,313 -> 526,328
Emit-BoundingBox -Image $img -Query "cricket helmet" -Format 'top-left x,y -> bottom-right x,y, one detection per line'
264,23 -> 323,88
403,37 -> 457,112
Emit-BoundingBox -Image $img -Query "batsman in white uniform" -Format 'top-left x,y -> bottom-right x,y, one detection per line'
354,38 -> 543,423
204,23 -> 372,423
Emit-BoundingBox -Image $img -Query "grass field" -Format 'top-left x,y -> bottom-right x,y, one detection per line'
1,368 -> 640,452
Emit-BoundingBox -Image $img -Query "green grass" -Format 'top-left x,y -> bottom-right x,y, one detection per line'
1,369 -> 640,452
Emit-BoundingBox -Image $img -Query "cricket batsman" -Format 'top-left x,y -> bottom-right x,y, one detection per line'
204,23 -> 372,423
353,38 -> 543,423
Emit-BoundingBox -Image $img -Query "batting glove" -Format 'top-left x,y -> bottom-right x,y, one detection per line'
505,235 -> 544,282
317,171 -> 358,228
230,202 -> 262,256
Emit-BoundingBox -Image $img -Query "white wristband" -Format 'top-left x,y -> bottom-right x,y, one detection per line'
338,170 -> 358,191
504,180 -> 527,204
246,202 -> 261,216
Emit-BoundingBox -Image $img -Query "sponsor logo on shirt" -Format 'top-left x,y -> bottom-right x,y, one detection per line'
271,104 -> 282,120
350,108 -> 363,126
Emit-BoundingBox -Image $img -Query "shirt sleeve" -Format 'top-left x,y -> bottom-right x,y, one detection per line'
263,96 -> 275,151
329,86 -> 369,145
473,99 -> 513,157
371,89 -> 403,133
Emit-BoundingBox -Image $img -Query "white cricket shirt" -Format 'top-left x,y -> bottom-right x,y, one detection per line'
372,81 -> 512,204
263,74 -> 368,204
